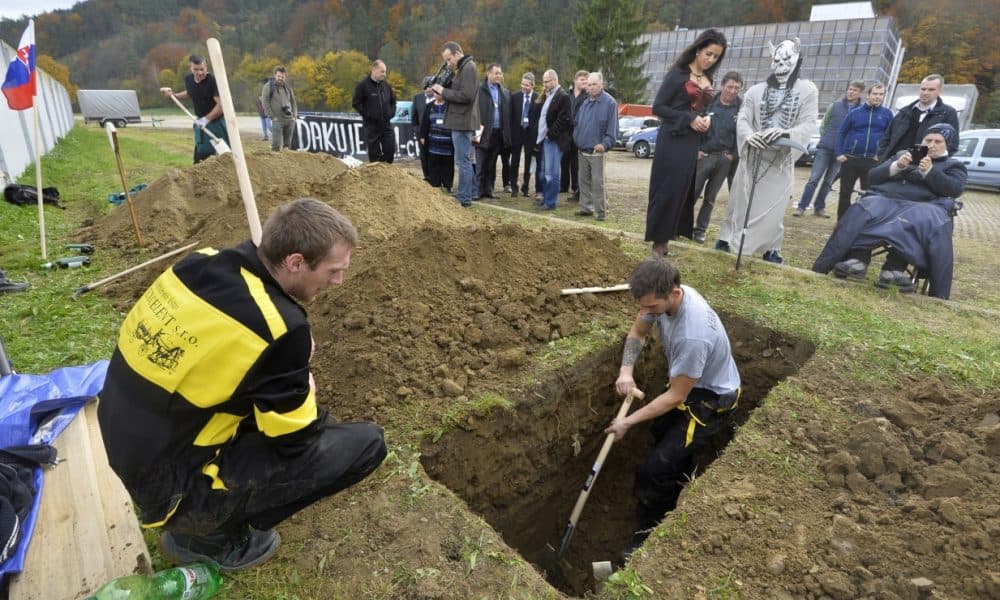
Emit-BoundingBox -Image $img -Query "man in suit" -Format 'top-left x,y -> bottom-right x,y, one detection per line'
509,72 -> 540,198
536,69 -> 573,210
412,81 -> 435,181
876,74 -> 960,161
474,64 -> 511,199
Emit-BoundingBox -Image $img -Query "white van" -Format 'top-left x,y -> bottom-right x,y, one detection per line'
954,129 -> 1000,192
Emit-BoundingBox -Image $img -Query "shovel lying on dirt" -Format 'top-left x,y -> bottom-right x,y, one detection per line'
162,89 -> 232,156
539,386 -> 645,585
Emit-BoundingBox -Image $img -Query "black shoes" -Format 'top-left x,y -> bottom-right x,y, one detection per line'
762,250 -> 784,264
0,270 -> 29,294
159,526 -> 281,571
833,258 -> 868,281
714,240 -> 731,253
574,209 -> 594,217
875,270 -> 915,293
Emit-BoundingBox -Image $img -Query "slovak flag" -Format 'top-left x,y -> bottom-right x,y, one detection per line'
2,19 -> 36,111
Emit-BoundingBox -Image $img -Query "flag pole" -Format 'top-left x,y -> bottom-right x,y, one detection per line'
33,101 -> 46,259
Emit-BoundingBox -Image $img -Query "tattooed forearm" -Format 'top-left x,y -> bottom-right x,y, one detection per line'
621,336 -> 643,367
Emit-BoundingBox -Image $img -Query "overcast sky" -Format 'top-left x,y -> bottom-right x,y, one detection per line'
0,0 -> 81,22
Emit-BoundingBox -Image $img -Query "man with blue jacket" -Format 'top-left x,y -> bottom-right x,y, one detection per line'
833,82 -> 893,219
794,81 -> 863,218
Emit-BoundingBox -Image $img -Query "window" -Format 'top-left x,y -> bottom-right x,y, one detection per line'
954,137 -> 978,157
983,138 -> 1000,158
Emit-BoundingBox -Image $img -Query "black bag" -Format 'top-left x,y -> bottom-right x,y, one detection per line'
3,184 -> 65,209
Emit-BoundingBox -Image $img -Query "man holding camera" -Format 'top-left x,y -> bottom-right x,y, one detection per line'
353,60 -> 398,163
261,66 -> 298,152
430,42 -> 480,207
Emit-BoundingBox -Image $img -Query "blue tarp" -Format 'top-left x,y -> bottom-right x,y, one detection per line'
0,360 -> 108,579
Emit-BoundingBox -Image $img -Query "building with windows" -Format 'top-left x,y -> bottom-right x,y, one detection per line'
637,6 -> 903,118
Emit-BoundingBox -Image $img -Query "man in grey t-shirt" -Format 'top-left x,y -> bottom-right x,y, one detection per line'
607,258 -> 741,560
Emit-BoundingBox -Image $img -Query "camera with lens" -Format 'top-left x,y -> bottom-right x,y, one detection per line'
908,144 -> 928,162
426,62 -> 455,89
281,104 -> 293,117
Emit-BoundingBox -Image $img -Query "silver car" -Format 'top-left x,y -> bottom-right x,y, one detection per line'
954,129 -> 1000,192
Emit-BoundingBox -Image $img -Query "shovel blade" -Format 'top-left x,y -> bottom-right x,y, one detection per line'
211,138 -> 232,155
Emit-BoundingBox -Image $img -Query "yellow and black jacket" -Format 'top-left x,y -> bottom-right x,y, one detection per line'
98,241 -> 320,527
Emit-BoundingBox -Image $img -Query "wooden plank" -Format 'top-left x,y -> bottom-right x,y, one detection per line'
10,403 -> 115,600
84,401 -> 152,579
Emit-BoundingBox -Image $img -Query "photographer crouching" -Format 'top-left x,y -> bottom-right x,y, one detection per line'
262,66 -> 299,151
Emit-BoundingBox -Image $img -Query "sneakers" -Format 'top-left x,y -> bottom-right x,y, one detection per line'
159,527 -> 281,571
693,232 -> 706,244
833,258 -> 868,281
875,270 -> 915,293
762,250 -> 783,264
814,210 -> 831,219
714,240 -> 731,253
793,207 -> 806,217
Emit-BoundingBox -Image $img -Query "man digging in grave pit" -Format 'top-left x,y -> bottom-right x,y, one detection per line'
161,54 -> 230,164
606,258 -> 741,561
98,198 -> 387,570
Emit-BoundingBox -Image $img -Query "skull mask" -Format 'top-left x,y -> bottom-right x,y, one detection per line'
767,39 -> 801,87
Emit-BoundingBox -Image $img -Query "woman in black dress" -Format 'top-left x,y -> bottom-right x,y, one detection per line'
646,29 -> 728,257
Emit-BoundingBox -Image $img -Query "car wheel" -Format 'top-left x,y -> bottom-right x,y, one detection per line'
633,141 -> 650,159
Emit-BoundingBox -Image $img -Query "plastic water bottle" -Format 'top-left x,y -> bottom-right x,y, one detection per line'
86,563 -> 222,599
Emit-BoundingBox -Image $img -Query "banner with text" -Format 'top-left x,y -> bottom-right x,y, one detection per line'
291,114 -> 418,161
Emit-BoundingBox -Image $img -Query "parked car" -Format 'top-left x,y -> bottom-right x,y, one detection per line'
616,116 -> 660,149
954,129 -> 1000,192
626,126 -> 658,158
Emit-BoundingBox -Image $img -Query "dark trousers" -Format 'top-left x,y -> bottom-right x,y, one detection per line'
418,140 -> 430,180
560,140 -> 579,192
837,156 -> 878,220
475,130 -> 502,197
510,136 -> 536,193
692,152 -> 733,235
427,152 -> 454,189
165,418 -> 386,536
499,145 -> 511,188
634,388 -> 731,531
365,126 -> 396,163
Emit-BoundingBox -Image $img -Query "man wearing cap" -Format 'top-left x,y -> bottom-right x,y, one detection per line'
814,123 -> 967,298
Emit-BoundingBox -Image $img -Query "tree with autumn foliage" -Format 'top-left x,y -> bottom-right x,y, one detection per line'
37,55 -> 78,102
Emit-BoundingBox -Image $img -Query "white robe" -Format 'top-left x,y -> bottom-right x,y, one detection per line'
718,79 -> 817,255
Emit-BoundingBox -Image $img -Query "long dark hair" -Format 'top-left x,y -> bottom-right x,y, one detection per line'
672,28 -> 728,82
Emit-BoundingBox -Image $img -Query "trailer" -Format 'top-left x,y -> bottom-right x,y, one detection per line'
77,89 -> 142,127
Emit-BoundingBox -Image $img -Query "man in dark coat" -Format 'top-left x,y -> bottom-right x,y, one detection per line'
412,82 -> 434,181
474,64 -> 511,199
561,70 -> 589,200
509,73 -> 541,198
352,60 -> 397,163
536,70 -> 572,210
876,74 -> 960,160
814,123 -> 966,298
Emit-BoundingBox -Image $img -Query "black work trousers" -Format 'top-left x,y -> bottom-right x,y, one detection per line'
634,388 -> 732,531
365,126 -> 396,163
560,139 -> 579,193
837,156 -> 878,220
509,136 -> 537,194
165,417 -> 387,536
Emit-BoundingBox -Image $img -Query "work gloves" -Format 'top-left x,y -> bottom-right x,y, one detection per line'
194,117 -> 209,128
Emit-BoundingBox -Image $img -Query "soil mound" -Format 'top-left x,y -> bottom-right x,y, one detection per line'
84,152 -> 472,251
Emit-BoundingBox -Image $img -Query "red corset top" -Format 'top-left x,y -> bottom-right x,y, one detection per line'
685,79 -> 714,112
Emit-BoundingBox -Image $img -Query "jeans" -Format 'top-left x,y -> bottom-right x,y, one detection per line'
452,130 -> 476,205
797,148 -> 840,212
542,139 -> 562,208
259,115 -> 271,139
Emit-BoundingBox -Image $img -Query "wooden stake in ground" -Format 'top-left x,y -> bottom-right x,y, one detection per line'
206,37 -> 262,245
103,122 -> 144,247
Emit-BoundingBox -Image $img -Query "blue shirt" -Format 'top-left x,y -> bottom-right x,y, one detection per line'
488,82 -> 500,129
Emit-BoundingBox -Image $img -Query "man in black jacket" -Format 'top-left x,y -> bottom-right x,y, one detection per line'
536,70 -> 573,210
509,73 -> 540,198
876,74 -> 959,161
561,70 -> 589,200
412,82 -> 434,181
352,60 -> 397,163
474,64 -> 511,199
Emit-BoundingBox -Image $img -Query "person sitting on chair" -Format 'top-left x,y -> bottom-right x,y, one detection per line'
812,123 -> 966,298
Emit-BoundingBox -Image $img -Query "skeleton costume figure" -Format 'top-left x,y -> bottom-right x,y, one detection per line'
716,39 -> 817,262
